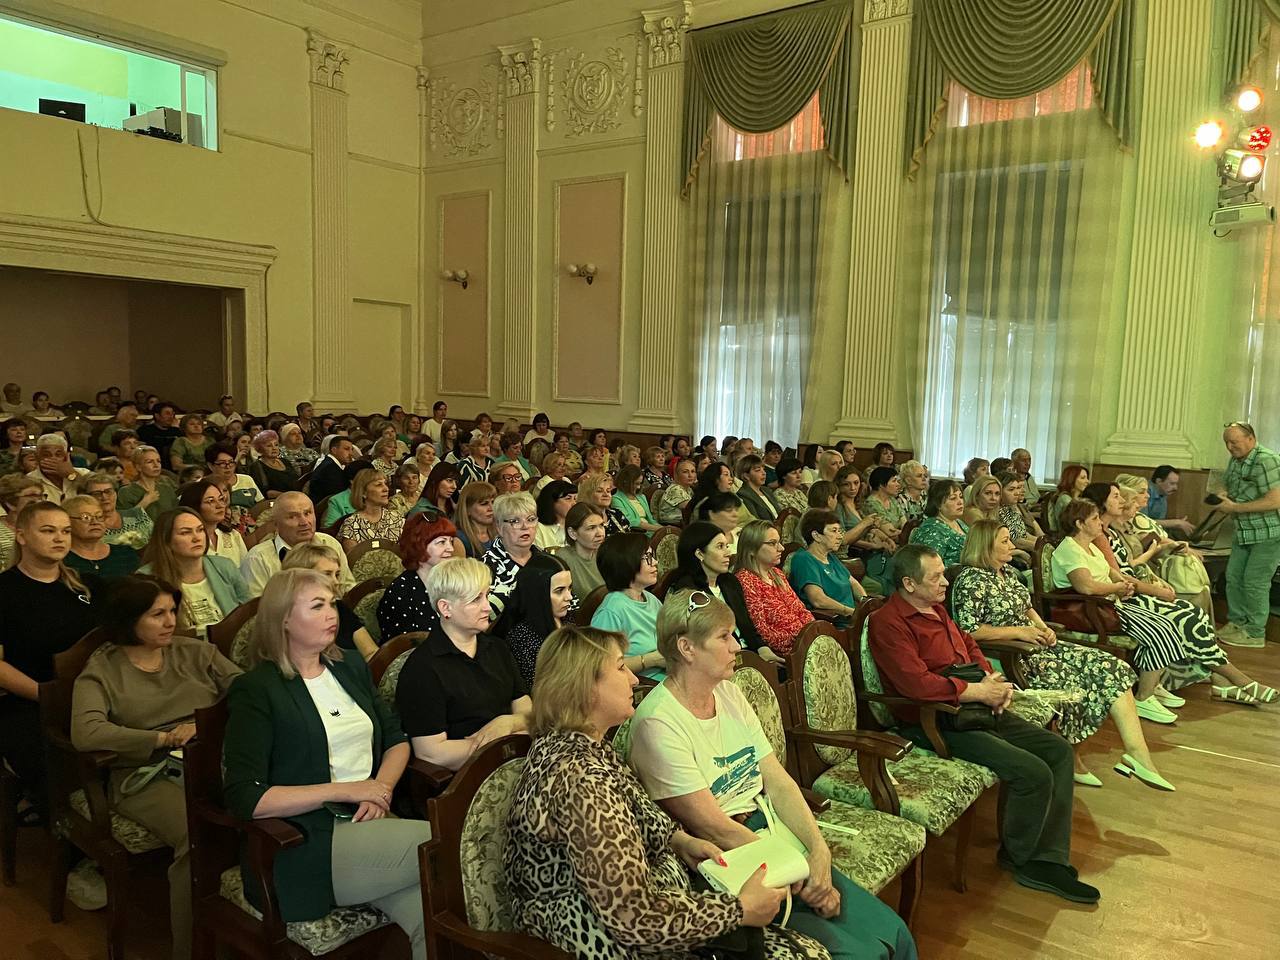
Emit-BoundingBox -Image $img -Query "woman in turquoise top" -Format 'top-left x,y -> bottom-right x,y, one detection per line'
908,480 -> 969,567
788,509 -> 867,624
590,532 -> 665,678
611,465 -> 661,534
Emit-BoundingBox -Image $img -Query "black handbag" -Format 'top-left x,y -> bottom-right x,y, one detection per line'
689,871 -> 765,960
940,663 -> 1000,733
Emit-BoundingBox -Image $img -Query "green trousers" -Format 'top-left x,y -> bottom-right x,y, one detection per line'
1225,536 -> 1280,638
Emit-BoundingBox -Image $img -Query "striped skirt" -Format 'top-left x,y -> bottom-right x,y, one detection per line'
1114,594 -> 1227,684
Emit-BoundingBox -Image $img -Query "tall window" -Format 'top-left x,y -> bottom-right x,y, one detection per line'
690,95 -> 829,448
0,13 -> 217,149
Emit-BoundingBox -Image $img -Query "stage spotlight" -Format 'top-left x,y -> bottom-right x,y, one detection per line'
1194,120 -> 1225,148
1236,85 -> 1263,113
1241,124 -> 1273,151
1223,148 -> 1266,182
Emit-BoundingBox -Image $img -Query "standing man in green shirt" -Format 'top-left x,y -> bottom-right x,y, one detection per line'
1218,422 -> 1280,647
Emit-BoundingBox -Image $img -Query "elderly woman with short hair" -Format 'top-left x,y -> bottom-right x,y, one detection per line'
249,430 -> 300,497
534,451 -> 569,493
377,514 -> 460,641
118,445 -> 179,522
456,431 -> 492,487
657,456 -> 698,524
642,446 -> 668,488
370,437 -> 400,480
412,440 -> 437,478
388,462 -> 422,515
895,460 -> 929,521
169,414 -> 213,471
78,471 -> 153,551
339,469 -> 405,549
579,470 -> 631,537
773,457 -> 809,515
484,491 -> 544,620
488,460 -> 524,497
62,494 -> 142,583
552,431 -> 583,474
278,422 -> 319,471
0,473 -> 45,568
908,480 -> 968,566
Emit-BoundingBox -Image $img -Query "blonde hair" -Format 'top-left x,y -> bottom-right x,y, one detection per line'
732,519 -> 778,579
349,468 -> 385,511
540,452 -> 567,476
280,541 -> 342,571
656,589 -> 736,675
132,444 -> 159,467
899,459 -> 926,480
493,491 -> 536,524
577,471 -> 612,503
13,501 -> 92,598
61,494 -> 98,518
249,568 -> 343,678
964,476 -> 1001,512
530,625 -> 627,736
424,556 -> 491,612
453,481 -> 496,551
77,472 -> 118,493
1113,473 -> 1146,493
958,518 -> 1004,569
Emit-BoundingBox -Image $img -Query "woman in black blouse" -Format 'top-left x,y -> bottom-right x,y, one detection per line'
376,514 -> 458,642
248,430 -> 300,497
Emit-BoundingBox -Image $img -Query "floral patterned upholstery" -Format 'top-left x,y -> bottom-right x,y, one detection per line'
230,616 -> 258,669
780,513 -> 802,545
610,716 -> 636,763
353,588 -> 385,642
855,622 -> 900,729
219,866 -> 390,955
815,801 -> 926,895
68,789 -> 165,854
729,667 -> 786,759
376,649 -> 414,708
801,634 -> 861,767
459,758 -> 526,933
351,550 -> 403,584
654,535 -> 679,580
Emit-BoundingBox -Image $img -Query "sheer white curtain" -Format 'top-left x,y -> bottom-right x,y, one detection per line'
1225,33 -> 1280,447
900,67 -> 1125,481
688,95 -> 835,448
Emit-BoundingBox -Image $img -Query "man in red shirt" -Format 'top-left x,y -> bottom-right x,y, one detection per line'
869,544 -> 1098,904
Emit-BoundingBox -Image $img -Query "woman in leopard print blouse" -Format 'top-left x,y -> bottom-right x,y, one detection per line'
506,625 -> 830,960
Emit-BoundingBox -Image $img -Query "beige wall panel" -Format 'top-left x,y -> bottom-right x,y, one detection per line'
348,299 -> 411,413
553,176 -> 624,403
437,192 -> 491,397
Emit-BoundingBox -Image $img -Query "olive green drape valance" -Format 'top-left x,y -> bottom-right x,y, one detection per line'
682,0 -> 856,196
905,0 -> 1134,177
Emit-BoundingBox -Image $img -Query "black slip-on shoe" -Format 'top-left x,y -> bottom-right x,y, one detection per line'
997,848 -> 1078,878
1014,862 -> 1099,903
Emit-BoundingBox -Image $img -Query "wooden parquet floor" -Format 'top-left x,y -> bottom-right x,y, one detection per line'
2,644 -> 1277,960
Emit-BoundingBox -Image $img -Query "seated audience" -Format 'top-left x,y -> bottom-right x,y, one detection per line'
241,491 -> 354,596
499,552 -> 575,687
456,431 -> 493,487
178,466 -> 206,486
533,451 -> 568,493
657,456 -> 698,524
962,475 -> 1002,526
96,404 -> 138,456
308,436 -> 357,506
338,469 -> 405,549
1010,448 -> 1040,503
377,514 -> 459,641
279,422 -> 319,471
204,442 -> 264,514
586,429 -> 611,471
0,417 -> 28,475
1144,465 -> 1195,537
534,479 -> 577,549
483,491 -> 543,619
118,445 -> 179,521
233,434 -> 256,471
523,411 -> 553,447
808,479 -> 838,512
28,432 -> 90,503
990,457 -> 1013,476
962,457 -> 990,486
1112,475 -> 1213,615
689,461 -> 734,517
169,414 -> 213,471
773,457 -> 810,515
93,456 -> 126,486
697,491 -> 745,554
248,430 -> 300,496
489,459 -> 524,497
580,442 -> 608,478
396,557 -> 531,771
629,590 -> 917,960
320,459 -> 372,528
410,461 -> 460,519
642,445 -> 669,488
0,502 -> 99,822
507,625 -> 803,959
1048,465 -> 1090,533
870,442 -> 896,469
377,423 -> 410,462
0,473 -> 45,569
798,444 -> 822,486
561,502 -> 606,600
387,462 -> 422,515
895,460 -> 929,521
29,391 -> 63,418
863,466 -> 906,537
223,568 -> 428,958
668,521 -> 765,654
579,470 -> 631,536
552,431 -> 583,474
869,544 -> 1096,903
138,403 -> 182,465
591,532 -> 664,678
761,440 -> 783,484
817,449 -> 844,484
370,437 -> 400,479
835,465 -> 895,579
72,575 -> 241,960
995,470 -> 1044,555
790,509 -> 868,622
206,394 -> 242,432
733,519 -> 813,656
951,520 -> 1168,789
62,494 -> 141,583
179,479 -> 247,568
452,481 -> 497,557
909,480 -> 969,566
140,508 -> 250,638
438,419 -> 463,462
612,464 -> 661,533
494,431 -> 535,482
736,454 -> 781,521
1053,497 -> 1272,709
282,543 -> 379,660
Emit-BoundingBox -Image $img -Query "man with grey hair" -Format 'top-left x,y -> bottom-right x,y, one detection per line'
26,432 -> 88,503
1010,448 -> 1040,504
240,491 -> 354,597
1216,421 -> 1280,648
1,382 -> 26,415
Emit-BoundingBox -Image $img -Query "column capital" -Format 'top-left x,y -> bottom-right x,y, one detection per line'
863,0 -> 911,23
498,38 -> 542,98
306,29 -> 350,91
642,2 -> 693,69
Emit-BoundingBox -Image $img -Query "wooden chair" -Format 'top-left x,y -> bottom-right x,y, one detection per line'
1030,537 -> 1137,663
731,651 -> 925,926
346,576 -> 391,643
776,508 -> 801,545
185,699 -> 411,960
898,518 -> 923,547
419,735 -> 572,960
369,632 -> 453,810
369,631 -> 423,685
651,568 -> 679,600
347,539 -> 404,583
680,498 -> 694,526
575,585 -> 607,625
209,598 -> 261,668
42,628 -> 172,960
790,616 -> 997,893
650,525 -> 681,579
648,486 -> 666,524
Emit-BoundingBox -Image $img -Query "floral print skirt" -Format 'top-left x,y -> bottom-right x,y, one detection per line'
1022,643 -> 1137,744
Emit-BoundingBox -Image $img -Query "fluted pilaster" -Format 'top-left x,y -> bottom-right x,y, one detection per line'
307,29 -> 353,409
630,2 -> 692,432
830,2 -> 912,446
498,38 -> 541,419
1101,0 -> 1213,463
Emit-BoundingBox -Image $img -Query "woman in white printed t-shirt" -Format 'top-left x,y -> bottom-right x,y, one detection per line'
626,590 -> 917,960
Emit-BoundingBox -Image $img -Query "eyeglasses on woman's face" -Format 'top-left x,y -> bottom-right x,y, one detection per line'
503,514 -> 538,529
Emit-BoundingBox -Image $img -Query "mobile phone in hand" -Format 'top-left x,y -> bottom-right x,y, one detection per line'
1204,494 -> 1222,506
324,802 -> 359,820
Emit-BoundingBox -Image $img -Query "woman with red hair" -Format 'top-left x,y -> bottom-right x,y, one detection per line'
1048,465 -> 1090,533
376,513 -> 460,642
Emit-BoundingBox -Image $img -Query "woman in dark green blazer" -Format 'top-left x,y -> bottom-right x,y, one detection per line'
223,567 -> 429,959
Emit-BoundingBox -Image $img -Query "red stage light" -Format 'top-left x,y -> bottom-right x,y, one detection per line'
1244,125 -> 1273,151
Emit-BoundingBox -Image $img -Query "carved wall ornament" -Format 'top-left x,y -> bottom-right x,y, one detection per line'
563,48 -> 628,137
642,2 -> 692,69
306,29 -> 350,91
430,76 -> 496,157
499,39 -> 542,98
864,0 -> 910,22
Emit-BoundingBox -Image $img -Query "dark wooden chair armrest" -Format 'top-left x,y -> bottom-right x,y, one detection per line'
434,913 -> 575,960
46,729 -> 116,831
975,637 -> 1039,657
800,788 -> 830,813
242,813 -> 305,938
408,756 -> 455,815
810,609 -> 840,623
787,725 -> 914,762
856,691 -> 961,717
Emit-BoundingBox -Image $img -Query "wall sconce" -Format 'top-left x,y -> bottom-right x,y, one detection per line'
443,268 -> 470,290
566,262 -> 597,285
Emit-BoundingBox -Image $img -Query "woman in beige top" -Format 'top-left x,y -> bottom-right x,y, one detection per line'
72,575 -> 241,960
